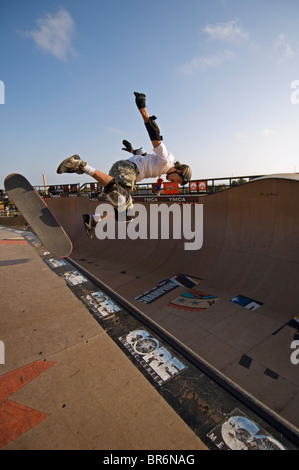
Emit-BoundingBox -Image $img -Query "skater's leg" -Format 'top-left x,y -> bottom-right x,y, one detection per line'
91,169 -> 113,187
57,156 -> 113,187
56,155 -> 131,209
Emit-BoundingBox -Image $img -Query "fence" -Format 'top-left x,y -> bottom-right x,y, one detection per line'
1,175 -> 265,213
36,175 -> 263,195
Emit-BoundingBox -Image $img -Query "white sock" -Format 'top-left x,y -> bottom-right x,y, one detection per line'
84,164 -> 95,176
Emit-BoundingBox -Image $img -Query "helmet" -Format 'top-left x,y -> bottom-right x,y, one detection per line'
179,164 -> 192,185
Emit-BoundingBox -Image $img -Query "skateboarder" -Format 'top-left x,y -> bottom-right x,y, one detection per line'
57,92 -> 192,237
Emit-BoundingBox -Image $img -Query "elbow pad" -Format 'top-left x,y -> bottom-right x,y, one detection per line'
145,115 -> 163,141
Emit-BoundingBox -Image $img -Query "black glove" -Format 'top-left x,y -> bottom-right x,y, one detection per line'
122,139 -> 133,153
134,92 -> 146,109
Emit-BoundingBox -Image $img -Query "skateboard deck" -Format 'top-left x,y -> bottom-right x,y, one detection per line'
4,173 -> 73,258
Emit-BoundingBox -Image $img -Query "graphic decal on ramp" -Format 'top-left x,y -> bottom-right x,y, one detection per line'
46,258 -> 67,269
81,291 -> 121,319
0,361 -> 55,448
231,295 -> 263,310
272,314 -> 299,337
64,271 -> 88,286
118,329 -> 186,385
168,290 -> 218,312
207,408 -> 286,450
135,273 -> 202,304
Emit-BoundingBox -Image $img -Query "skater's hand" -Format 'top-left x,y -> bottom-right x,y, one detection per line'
134,92 -> 146,109
122,139 -> 133,153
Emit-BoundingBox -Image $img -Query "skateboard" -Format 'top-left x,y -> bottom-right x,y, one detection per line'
4,173 -> 73,258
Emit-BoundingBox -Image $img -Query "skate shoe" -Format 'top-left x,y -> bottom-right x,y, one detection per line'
82,214 -> 97,239
57,155 -> 86,174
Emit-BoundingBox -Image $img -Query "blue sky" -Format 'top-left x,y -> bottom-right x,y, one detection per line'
1,0 -> 299,187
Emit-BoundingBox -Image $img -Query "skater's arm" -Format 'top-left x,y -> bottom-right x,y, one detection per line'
139,108 -> 161,148
134,92 -> 161,148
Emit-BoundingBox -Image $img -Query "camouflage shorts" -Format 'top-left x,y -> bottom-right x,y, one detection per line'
109,160 -> 139,189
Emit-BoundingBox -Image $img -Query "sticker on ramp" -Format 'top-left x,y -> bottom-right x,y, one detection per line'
64,271 -> 88,286
135,273 -> 202,304
272,314 -> 299,336
207,408 -> 286,450
168,290 -> 218,312
231,295 -> 263,310
118,329 -> 186,385
81,291 -> 121,319
45,258 -> 67,269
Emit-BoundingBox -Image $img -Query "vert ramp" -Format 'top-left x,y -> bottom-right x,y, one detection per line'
46,174 -> 299,434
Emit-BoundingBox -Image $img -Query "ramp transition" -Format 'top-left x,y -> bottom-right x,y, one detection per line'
46,174 -> 299,436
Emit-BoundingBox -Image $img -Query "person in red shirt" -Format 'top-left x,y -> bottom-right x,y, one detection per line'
156,177 -> 164,196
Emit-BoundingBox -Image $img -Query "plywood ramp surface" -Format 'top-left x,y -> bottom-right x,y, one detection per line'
46,174 -> 299,432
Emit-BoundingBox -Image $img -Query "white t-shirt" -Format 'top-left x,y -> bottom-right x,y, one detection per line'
128,143 -> 174,182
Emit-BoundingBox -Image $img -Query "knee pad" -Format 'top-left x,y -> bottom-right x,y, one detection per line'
104,178 -> 132,193
104,179 -> 118,194
145,115 -> 163,141
104,179 -> 132,210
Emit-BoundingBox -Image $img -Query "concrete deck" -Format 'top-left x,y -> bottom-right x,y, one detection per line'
0,226 -> 207,450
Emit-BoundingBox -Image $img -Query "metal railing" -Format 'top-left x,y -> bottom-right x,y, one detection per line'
30,174 -> 264,197
0,173 -> 266,219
